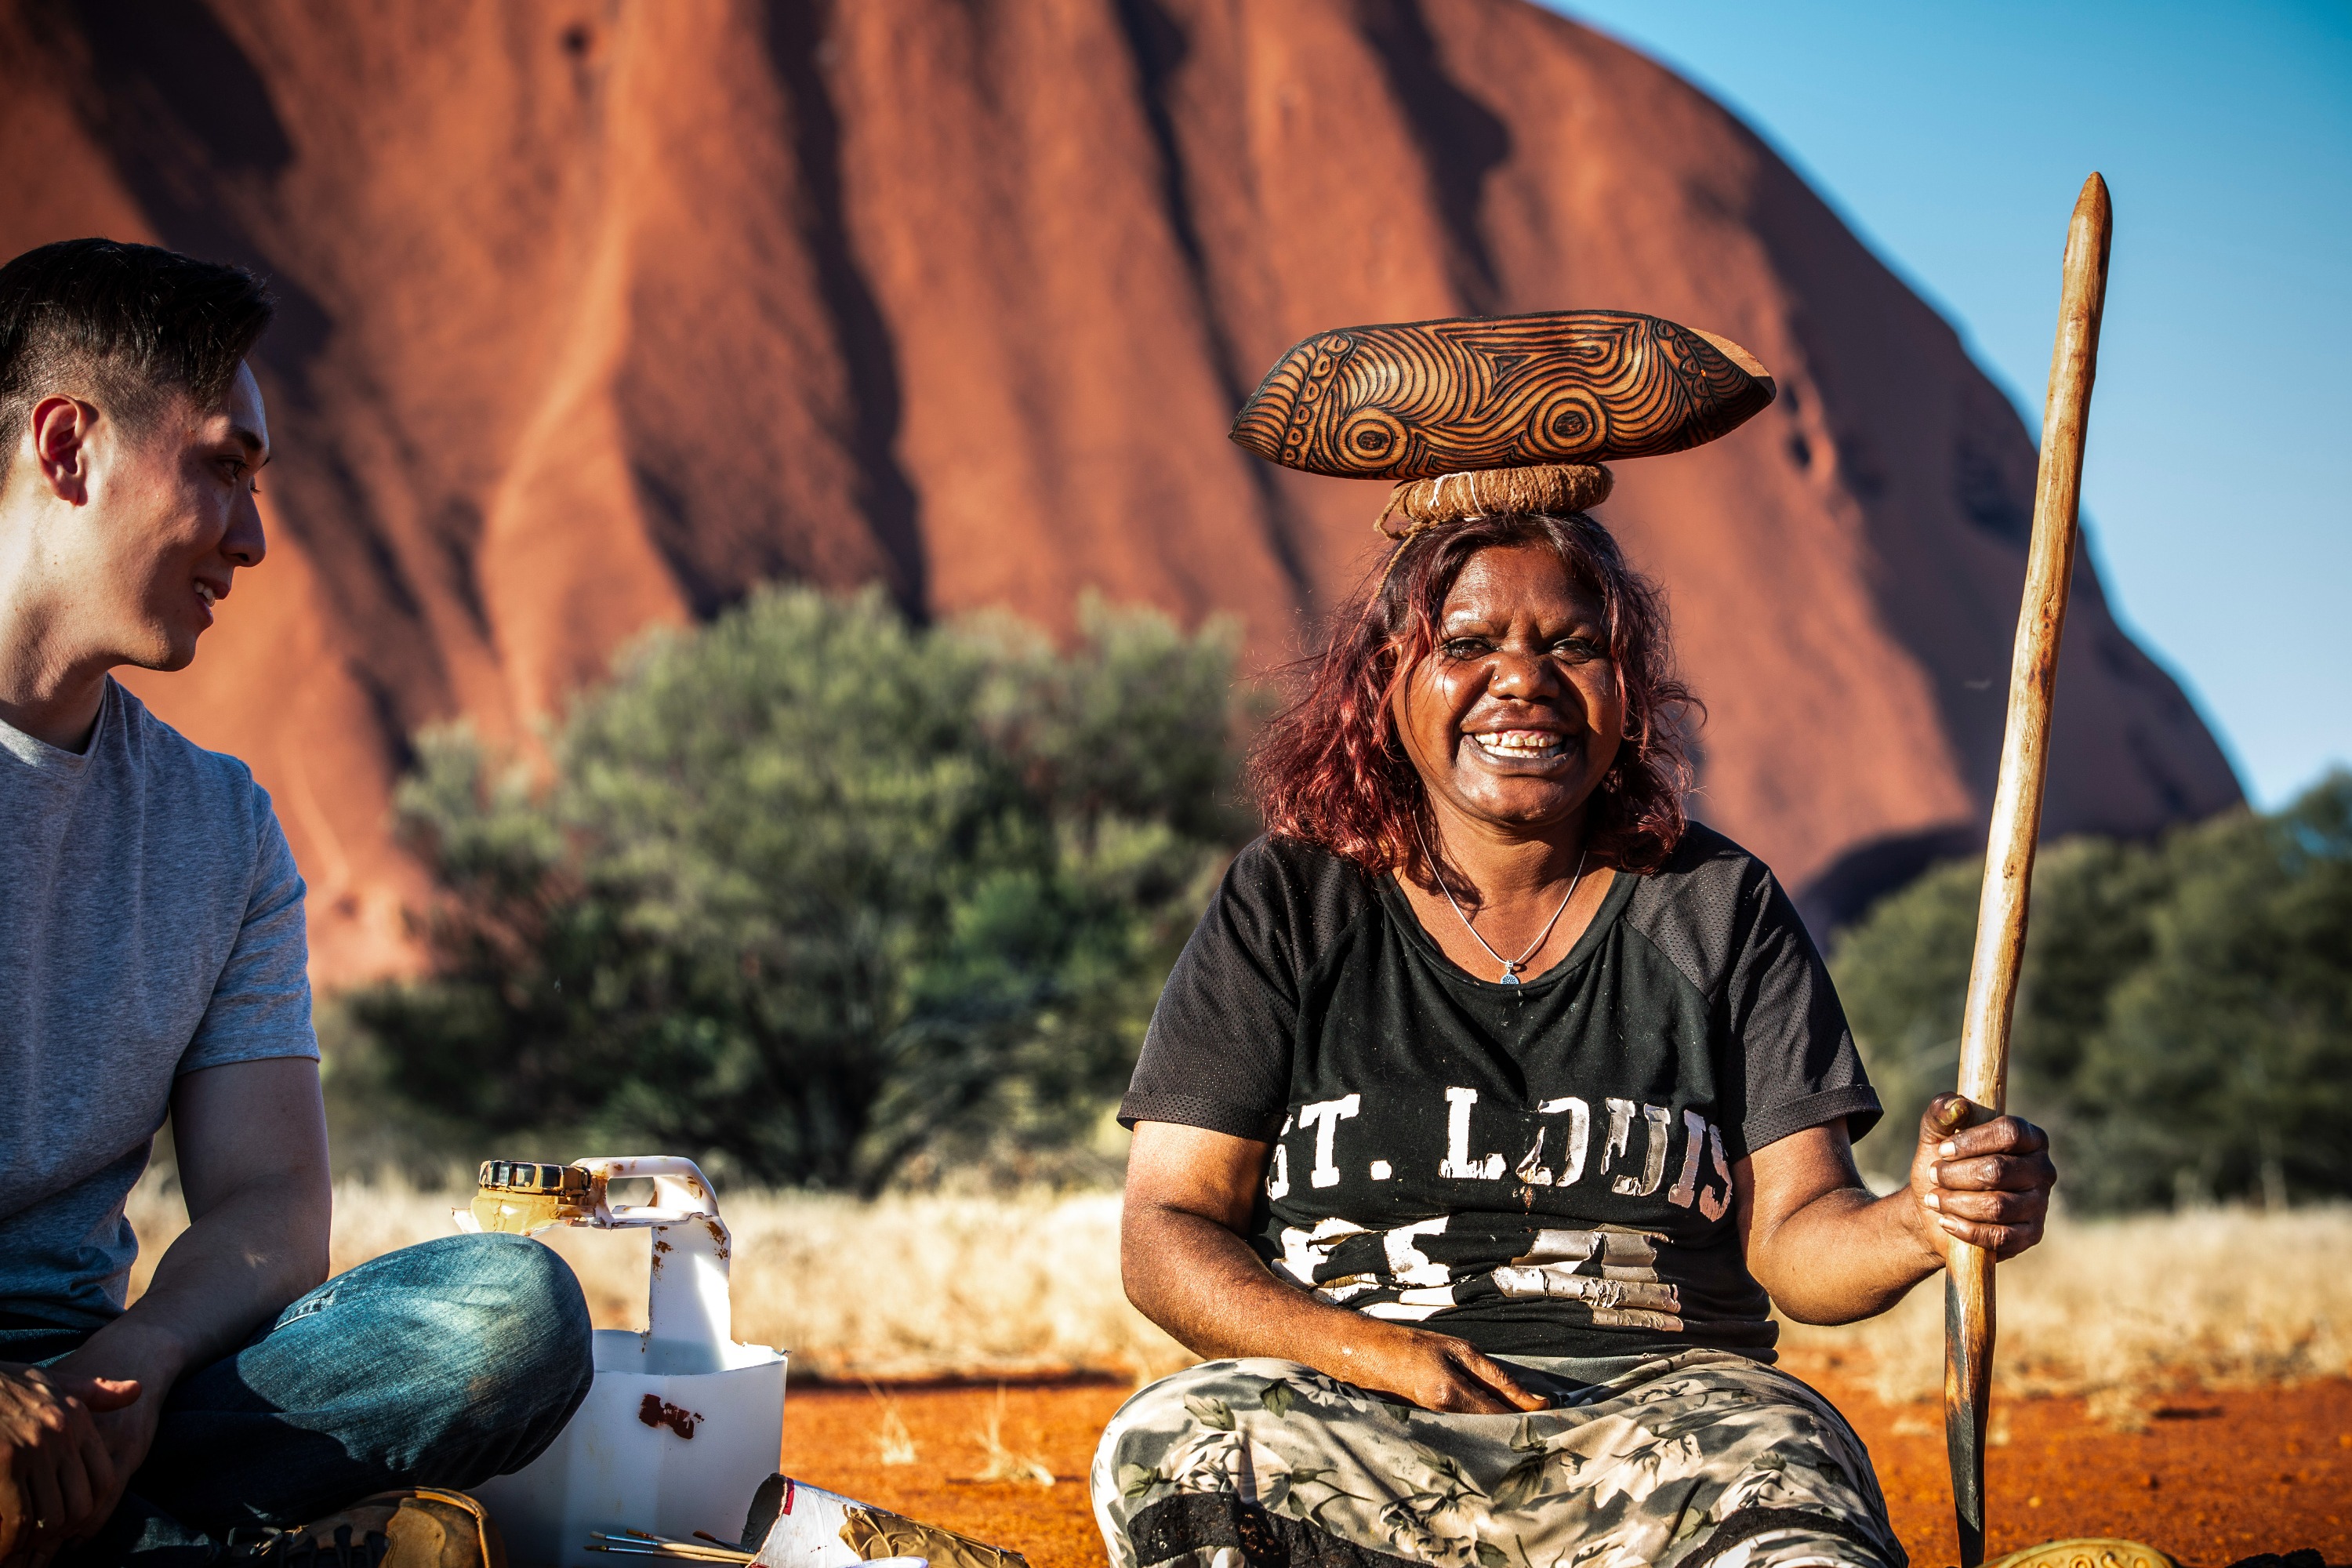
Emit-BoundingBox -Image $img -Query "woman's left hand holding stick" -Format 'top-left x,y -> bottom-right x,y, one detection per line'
1738,1099 -> 2056,1329
1910,1094 -> 2057,1260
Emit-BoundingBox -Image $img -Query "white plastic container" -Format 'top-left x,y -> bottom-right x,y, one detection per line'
459,1156 -> 787,1566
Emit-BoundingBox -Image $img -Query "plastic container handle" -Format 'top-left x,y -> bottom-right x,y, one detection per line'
574,1155 -> 720,1225
573,1156 -> 735,1362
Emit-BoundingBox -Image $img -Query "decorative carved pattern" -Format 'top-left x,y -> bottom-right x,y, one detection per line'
1976,1542 -> 2172,1568
1230,310 -> 1776,481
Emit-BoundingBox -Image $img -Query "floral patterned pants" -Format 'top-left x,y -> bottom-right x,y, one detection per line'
1091,1349 -> 1905,1568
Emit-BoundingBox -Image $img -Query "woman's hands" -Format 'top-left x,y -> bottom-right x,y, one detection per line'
1125,1123 -> 1551,1416
1129,1106 -> 2063,1403
1906,1092 -> 2057,1261
1330,1323 -> 1549,1415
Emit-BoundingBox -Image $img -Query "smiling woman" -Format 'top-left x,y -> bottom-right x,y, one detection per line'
1091,310 -> 2080,1568
1254,510 -> 1693,891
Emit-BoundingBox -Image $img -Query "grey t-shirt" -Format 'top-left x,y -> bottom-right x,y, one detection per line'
0,678 -> 318,1326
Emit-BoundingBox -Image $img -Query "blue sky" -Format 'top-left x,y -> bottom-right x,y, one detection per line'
1549,1 -> 2350,808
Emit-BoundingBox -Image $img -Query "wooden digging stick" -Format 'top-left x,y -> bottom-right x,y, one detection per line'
1946,172 -> 2112,1568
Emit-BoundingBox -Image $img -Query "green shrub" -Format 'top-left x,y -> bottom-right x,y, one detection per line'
347,586 -> 1255,1193
1830,772 -> 2352,1210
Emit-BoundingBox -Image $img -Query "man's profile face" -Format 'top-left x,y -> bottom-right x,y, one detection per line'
90,361 -> 270,672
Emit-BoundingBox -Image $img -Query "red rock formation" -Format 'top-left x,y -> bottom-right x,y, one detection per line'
0,0 -> 2238,983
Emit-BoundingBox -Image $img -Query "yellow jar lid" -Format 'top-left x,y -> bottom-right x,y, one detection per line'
476,1160 -> 591,1197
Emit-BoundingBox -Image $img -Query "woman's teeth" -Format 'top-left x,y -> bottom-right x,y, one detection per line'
1472,730 -> 1563,759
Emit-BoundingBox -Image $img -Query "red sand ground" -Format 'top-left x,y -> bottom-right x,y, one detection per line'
779,1374 -> 2352,1568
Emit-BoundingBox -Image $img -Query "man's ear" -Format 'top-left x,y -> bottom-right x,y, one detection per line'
30,394 -> 98,505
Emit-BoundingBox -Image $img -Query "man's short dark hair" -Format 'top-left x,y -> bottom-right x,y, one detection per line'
0,238 -> 274,481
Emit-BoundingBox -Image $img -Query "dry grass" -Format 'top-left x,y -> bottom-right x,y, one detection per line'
866,1383 -> 921,1466
969,1385 -> 1062,1486
1776,1203 -> 2352,1413
127,1175 -> 2350,1410
125,1173 -> 1189,1383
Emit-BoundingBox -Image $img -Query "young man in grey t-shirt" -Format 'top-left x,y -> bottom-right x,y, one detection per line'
0,241 -> 593,1565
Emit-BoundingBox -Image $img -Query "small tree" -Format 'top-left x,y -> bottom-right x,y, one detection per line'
350,586 -> 1254,1192
1828,772 -> 2352,1209
2068,776 -> 2352,1209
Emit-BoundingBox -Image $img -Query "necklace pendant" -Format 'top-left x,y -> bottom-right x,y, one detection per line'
1498,967 -> 1523,987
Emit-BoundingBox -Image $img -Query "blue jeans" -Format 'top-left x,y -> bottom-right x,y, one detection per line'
2,1232 -> 595,1566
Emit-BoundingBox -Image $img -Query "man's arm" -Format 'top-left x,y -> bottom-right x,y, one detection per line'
53,1058 -> 331,1519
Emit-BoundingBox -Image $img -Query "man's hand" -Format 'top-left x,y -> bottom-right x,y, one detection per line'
41,1334 -> 177,1562
0,1057 -> 332,1566
1908,1093 -> 2056,1261
1324,1323 -> 1548,1415
0,1363 -> 140,1565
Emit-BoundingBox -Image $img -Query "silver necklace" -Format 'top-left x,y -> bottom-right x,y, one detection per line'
1414,820 -> 1588,986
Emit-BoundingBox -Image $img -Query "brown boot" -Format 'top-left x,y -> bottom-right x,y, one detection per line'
221,1489 -> 506,1567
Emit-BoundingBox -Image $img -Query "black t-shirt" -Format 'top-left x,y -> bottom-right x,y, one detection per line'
1120,826 -> 1881,1362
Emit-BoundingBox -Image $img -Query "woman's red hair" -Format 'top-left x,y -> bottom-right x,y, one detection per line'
1250,511 -> 1698,875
